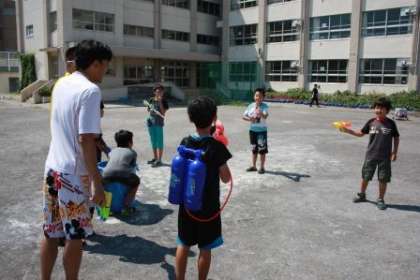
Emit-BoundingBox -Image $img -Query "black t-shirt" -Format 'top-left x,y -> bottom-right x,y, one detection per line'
312,87 -> 318,97
147,98 -> 169,127
361,117 -> 400,160
180,135 -> 232,217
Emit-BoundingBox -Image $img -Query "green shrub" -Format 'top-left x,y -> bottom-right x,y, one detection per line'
38,85 -> 52,97
19,53 -> 37,90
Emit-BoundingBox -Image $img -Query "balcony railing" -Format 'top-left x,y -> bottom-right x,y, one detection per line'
0,52 -> 20,73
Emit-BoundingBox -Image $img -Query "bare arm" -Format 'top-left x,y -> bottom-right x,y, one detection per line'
219,164 -> 232,184
80,134 -> 105,205
391,137 -> 400,161
342,128 -> 365,137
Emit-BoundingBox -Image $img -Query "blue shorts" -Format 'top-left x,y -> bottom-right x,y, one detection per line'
177,236 -> 224,250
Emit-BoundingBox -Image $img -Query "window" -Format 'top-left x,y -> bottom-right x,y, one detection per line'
231,0 -> 257,10
359,58 -> 409,84
161,62 -> 190,87
25,25 -> 34,38
162,29 -> 190,42
310,14 -> 351,40
268,0 -> 295,4
266,61 -> 298,81
162,0 -> 189,9
229,62 -> 257,82
197,34 -> 219,46
197,63 -> 221,89
230,24 -> 257,46
267,20 -> 299,43
73,9 -> 115,32
362,7 -> 414,37
310,60 -> 348,83
124,64 -> 154,84
124,24 -> 154,38
198,0 -> 220,16
48,12 -> 57,33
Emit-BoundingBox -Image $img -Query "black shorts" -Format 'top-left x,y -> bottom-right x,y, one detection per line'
177,206 -> 222,249
103,173 -> 140,188
249,130 -> 268,154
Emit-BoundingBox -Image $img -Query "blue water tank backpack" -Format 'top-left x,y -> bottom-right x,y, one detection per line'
169,145 -> 207,211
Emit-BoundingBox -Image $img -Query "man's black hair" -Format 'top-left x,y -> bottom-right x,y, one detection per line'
65,47 -> 76,61
75,40 -> 113,70
187,96 -> 217,129
153,84 -> 164,92
115,130 -> 133,148
254,88 -> 266,97
373,97 -> 392,112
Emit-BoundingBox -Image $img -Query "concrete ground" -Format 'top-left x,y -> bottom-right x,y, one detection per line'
0,99 -> 419,280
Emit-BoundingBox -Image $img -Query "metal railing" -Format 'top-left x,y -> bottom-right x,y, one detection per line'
0,52 -> 20,72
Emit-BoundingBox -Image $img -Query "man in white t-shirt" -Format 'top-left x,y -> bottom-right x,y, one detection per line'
41,40 -> 112,280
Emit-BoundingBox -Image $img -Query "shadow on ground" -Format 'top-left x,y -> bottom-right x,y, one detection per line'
85,233 -> 194,279
265,170 -> 311,182
115,202 -> 174,226
366,200 -> 420,213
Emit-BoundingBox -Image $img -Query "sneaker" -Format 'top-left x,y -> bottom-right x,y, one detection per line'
122,206 -> 136,217
246,166 -> 257,172
376,199 -> 387,210
147,159 -> 156,164
353,192 -> 367,203
258,168 -> 265,174
152,160 -> 162,168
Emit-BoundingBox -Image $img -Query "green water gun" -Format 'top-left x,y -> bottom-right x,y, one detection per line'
96,191 -> 112,221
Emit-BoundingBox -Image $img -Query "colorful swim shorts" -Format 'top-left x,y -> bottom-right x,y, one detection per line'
42,169 -> 93,240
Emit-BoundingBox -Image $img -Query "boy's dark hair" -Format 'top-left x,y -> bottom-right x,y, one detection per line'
373,97 -> 392,112
115,130 -> 133,148
255,88 -> 266,97
65,47 -> 76,61
188,96 -> 217,129
75,40 -> 113,70
153,84 -> 164,92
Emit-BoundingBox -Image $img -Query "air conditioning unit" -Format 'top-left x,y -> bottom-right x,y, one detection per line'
216,20 -> 223,28
292,20 -> 302,28
400,7 -> 417,17
291,61 -> 300,68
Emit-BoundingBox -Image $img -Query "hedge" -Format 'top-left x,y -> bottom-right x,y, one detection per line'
266,89 -> 420,111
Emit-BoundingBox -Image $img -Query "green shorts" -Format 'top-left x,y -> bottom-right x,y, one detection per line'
148,125 -> 164,150
362,159 -> 392,183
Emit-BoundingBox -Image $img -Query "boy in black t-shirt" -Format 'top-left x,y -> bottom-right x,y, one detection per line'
342,97 -> 400,210
175,96 -> 232,280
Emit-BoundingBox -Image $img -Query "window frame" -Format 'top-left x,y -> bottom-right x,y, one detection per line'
359,58 -> 409,85
265,60 -> 299,82
267,20 -> 300,43
362,7 -> 414,37
72,9 -> 115,33
230,24 -> 258,46
309,60 -> 348,83
310,14 -> 351,40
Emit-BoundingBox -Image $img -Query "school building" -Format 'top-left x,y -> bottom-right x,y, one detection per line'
14,0 -> 420,100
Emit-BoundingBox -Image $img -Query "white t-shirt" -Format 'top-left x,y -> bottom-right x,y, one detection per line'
45,71 -> 102,176
243,102 -> 269,132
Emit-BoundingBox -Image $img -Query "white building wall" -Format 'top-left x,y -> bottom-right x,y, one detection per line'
360,36 -> 413,58
268,81 -> 299,92
161,40 -> 190,52
309,82 -> 349,93
161,6 -> 190,32
228,46 -> 258,61
22,0 -> 45,53
363,0 -> 416,11
229,7 -> 259,26
308,40 -> 351,59
359,84 -> 409,94
267,0 -> 302,21
310,0 -> 352,16
266,42 -> 301,60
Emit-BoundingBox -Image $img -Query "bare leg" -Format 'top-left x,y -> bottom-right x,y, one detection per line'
124,183 -> 140,207
251,153 -> 257,168
360,180 -> 369,193
63,239 -> 83,280
40,237 -> 59,280
260,154 -> 266,170
198,249 -> 211,280
378,181 -> 387,200
157,148 -> 163,162
176,246 -> 190,280
153,149 -> 158,161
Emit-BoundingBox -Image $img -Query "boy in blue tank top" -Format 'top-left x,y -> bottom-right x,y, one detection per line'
175,96 -> 232,280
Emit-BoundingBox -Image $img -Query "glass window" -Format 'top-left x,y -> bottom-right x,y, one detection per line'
230,24 -> 257,46
267,20 -> 299,43
268,0 -> 296,4
162,0 -> 190,9
310,60 -> 348,83
161,61 -> 190,88
229,62 -> 257,82
73,9 -> 114,32
362,7 -> 414,37
231,0 -> 258,10
359,58 -> 409,84
265,60 -> 298,82
198,0 -> 220,16
162,29 -> 190,42
310,14 -> 351,40
123,64 -> 154,85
